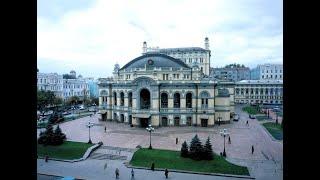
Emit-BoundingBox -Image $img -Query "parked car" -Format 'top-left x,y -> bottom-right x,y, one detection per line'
249,114 -> 255,119
233,114 -> 239,121
62,111 -> 71,115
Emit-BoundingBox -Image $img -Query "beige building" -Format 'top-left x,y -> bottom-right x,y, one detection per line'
235,80 -> 283,105
98,52 -> 235,128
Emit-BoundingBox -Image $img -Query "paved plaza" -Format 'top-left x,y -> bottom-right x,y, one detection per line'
37,105 -> 283,180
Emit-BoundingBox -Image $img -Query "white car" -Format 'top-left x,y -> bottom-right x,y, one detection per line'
233,114 -> 239,121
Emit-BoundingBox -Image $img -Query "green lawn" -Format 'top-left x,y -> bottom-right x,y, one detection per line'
263,122 -> 283,140
37,141 -> 94,160
130,148 -> 249,176
242,106 -> 259,115
255,115 -> 271,121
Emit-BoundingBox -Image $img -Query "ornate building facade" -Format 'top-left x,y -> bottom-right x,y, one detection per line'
98,39 -> 235,127
235,80 -> 283,105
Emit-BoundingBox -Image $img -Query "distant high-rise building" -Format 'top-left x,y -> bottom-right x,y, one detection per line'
250,64 -> 283,80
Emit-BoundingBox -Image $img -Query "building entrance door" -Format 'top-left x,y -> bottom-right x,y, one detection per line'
140,118 -> 149,128
186,117 -> 192,126
129,115 -> 132,125
201,119 -> 208,127
174,117 -> 180,126
161,117 -> 168,126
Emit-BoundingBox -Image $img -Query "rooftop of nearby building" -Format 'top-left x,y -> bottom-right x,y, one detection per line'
236,80 -> 283,84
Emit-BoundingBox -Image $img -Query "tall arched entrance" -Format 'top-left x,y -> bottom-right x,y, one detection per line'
140,88 -> 151,109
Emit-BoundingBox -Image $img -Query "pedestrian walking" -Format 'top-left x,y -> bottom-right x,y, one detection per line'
131,168 -> 134,179
176,137 -> 178,144
246,120 -> 249,126
151,162 -> 155,171
251,145 -> 254,154
115,168 -> 119,179
228,136 -> 231,144
104,126 -> 106,132
165,168 -> 169,179
45,155 -> 48,162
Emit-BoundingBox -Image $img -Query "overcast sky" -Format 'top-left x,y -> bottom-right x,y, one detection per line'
37,0 -> 283,79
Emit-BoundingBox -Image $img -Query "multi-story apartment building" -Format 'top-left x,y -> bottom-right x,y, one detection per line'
210,64 -> 250,82
63,72 -> 90,101
37,72 -> 63,98
250,64 -> 283,80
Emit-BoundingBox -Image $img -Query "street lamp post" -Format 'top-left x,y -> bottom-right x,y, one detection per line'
86,121 -> 94,144
220,128 -> 229,157
146,124 -> 154,149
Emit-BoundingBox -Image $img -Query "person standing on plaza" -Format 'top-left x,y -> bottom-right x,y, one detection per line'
151,162 -> 155,171
176,137 -> 178,144
45,155 -> 48,162
165,168 -> 169,179
115,168 -> 119,179
251,145 -> 254,154
246,120 -> 249,126
131,168 -> 134,179
228,136 -> 231,144
105,126 -> 106,133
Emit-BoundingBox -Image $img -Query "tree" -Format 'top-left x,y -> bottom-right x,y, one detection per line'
181,141 -> 189,157
54,97 -> 63,106
189,134 -> 203,160
63,74 -> 76,79
38,124 -> 66,146
37,90 -> 56,115
66,96 -> 80,106
48,111 -> 64,124
91,97 -> 99,106
203,137 -> 214,160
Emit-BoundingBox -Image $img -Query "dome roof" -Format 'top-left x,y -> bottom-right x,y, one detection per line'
120,53 -> 190,71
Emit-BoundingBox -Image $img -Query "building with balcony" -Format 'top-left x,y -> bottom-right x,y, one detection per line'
235,80 -> 283,105
98,52 -> 235,128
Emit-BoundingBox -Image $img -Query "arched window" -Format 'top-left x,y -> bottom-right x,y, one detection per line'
128,92 -> 132,107
140,89 -> 150,109
120,92 -> 124,106
174,93 -> 180,108
186,93 -> 192,108
113,92 -> 117,106
161,93 -> 168,108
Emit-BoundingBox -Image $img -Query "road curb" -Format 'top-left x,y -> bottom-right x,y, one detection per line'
38,173 -> 85,180
125,164 -> 255,179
